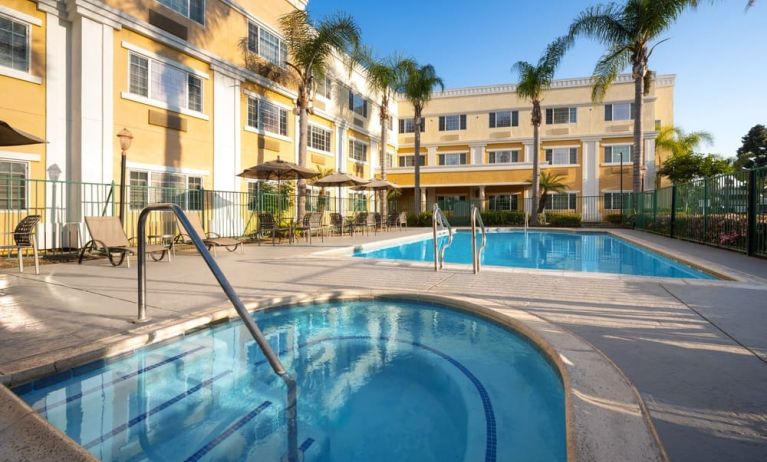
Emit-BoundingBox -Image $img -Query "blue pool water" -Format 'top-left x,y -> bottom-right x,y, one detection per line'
354,231 -> 714,279
14,300 -> 565,462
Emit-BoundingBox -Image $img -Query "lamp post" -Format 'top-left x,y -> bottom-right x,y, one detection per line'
117,128 -> 133,225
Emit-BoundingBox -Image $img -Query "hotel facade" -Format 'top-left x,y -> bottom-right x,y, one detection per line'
0,0 -> 673,245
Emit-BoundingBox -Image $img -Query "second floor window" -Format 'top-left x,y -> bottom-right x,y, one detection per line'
248,23 -> 287,67
129,53 -> 203,112
348,90 -> 368,118
158,0 -> 204,24
398,118 -> 424,133
0,15 -> 29,72
489,111 -> 518,128
488,150 -> 520,164
349,139 -> 367,162
438,153 -> 467,166
605,102 -> 634,121
308,125 -> 331,152
439,114 -> 466,131
398,155 -> 425,167
545,147 -> 577,165
247,98 -> 288,136
604,145 -> 632,164
545,107 -> 577,125
315,76 -> 332,99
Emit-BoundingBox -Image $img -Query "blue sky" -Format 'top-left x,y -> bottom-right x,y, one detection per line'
307,0 -> 766,157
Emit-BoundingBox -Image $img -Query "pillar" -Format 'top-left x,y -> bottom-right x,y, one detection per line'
644,136 -> 656,191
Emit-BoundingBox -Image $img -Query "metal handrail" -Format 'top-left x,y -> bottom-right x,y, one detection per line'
137,204 -> 298,462
432,203 -> 453,271
471,205 -> 487,274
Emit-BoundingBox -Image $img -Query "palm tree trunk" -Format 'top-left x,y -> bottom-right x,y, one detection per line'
297,93 -> 309,222
530,117 -> 541,226
413,108 -> 422,213
632,72 -> 644,195
379,109 -> 388,217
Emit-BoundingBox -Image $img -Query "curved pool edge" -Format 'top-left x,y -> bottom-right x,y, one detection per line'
0,290 -> 668,462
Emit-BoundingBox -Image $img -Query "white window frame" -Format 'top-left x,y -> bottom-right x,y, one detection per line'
605,102 -> 634,121
245,96 -> 289,139
308,124 -> 332,154
348,138 -> 368,163
603,144 -> 633,165
603,191 -> 629,210
315,76 -> 332,100
0,159 -> 28,210
157,0 -> 205,25
439,114 -> 466,131
489,110 -> 518,128
488,150 -> 520,164
128,169 -> 204,210
0,8 -> 42,84
348,89 -> 368,118
399,117 -> 424,134
545,147 -> 578,166
247,21 -> 288,67
546,107 -> 577,125
438,152 -> 467,166
397,155 -> 425,167
543,192 -> 577,211
488,193 -> 519,211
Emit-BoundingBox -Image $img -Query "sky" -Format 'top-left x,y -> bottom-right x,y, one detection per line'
307,0 -> 766,157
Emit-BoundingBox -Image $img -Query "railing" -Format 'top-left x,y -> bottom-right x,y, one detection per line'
470,205 -> 487,274
136,203 -> 298,462
432,203 -> 453,271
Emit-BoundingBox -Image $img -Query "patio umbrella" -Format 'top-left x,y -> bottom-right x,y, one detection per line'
0,120 -> 46,146
238,156 -> 319,221
353,179 -> 400,214
313,172 -> 369,214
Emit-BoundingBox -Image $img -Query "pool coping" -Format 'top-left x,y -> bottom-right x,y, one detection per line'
315,227 -> 746,283
0,290 -> 667,462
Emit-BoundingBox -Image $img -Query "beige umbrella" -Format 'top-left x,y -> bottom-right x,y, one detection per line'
237,156 -> 319,221
313,172 -> 369,214
0,120 -> 46,146
353,179 -> 400,214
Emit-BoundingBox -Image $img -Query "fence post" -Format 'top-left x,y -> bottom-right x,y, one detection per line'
670,185 -> 677,239
201,187 -> 207,233
746,169 -> 757,256
703,178 -> 709,240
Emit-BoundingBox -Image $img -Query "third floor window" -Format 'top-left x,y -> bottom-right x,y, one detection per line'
0,14 -> 29,72
489,111 -> 518,128
248,22 -> 287,67
348,90 -> 368,118
605,102 -> 634,121
438,114 -> 466,131
158,0 -> 204,24
398,117 -> 424,133
545,107 -> 577,125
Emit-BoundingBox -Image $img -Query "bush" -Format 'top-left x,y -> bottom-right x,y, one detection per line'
407,212 -> 432,227
605,213 -> 624,225
480,210 -> 526,226
546,213 -> 582,227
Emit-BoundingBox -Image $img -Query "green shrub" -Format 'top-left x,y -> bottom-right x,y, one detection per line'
605,213 -> 624,225
546,213 -> 582,227
480,210 -> 526,226
407,212 -> 432,227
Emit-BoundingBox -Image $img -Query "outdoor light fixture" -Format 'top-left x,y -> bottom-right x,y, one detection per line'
117,128 -> 133,224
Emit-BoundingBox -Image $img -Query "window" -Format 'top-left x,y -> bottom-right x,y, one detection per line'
128,53 -> 204,113
489,111 -> 518,128
158,0 -> 204,24
0,161 -> 26,209
187,176 -> 203,210
398,155 -> 425,167
545,107 -> 577,124
351,192 -> 367,211
604,145 -> 632,164
398,117 -> 424,134
247,97 -> 288,137
604,102 -> 634,121
308,125 -> 331,152
348,90 -> 368,118
129,171 -> 148,210
488,150 -> 520,164
129,170 -> 203,209
384,152 -> 393,168
0,14 -> 29,72
315,76 -> 332,98
438,153 -> 467,166
604,192 -> 628,210
545,147 -> 578,165
247,23 -> 287,66
349,139 -> 367,162
437,195 -> 466,212
489,194 -> 518,211
438,114 -> 466,131
543,192 -> 577,210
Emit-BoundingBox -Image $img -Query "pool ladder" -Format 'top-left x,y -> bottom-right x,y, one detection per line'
470,205 -> 487,274
432,203 -> 454,271
135,204 -> 299,462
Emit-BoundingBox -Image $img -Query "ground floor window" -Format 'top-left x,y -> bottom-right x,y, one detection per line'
437,195 -> 467,212
129,170 -> 203,210
603,192 -> 628,210
398,155 -> 425,167
350,192 -> 367,212
488,194 -> 518,211
543,192 -> 576,210
0,160 -> 27,210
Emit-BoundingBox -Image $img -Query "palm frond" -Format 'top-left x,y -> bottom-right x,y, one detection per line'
401,62 -> 444,110
591,45 -> 632,102
568,3 -> 631,45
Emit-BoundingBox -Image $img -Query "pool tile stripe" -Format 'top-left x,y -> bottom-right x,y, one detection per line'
34,345 -> 207,414
82,370 -> 231,450
183,400 -> 272,462
299,437 -> 315,452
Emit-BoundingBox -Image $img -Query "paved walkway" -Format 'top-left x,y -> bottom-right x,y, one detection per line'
0,228 -> 766,461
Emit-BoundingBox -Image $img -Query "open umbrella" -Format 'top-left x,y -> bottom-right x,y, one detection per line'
313,172 -> 369,214
353,179 -> 400,214
0,120 -> 46,146
238,156 -> 319,222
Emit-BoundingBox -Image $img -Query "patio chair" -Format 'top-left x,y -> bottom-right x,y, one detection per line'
374,213 -> 384,231
294,212 -> 327,244
330,213 -> 353,236
0,215 -> 41,274
385,212 -> 399,229
79,216 -> 168,267
398,212 -> 408,230
176,214 -> 244,255
256,213 -> 293,246
351,212 -> 376,236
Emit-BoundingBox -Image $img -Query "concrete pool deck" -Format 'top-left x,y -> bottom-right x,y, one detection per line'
0,227 -> 766,461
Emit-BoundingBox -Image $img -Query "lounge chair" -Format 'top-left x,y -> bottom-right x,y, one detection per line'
294,212 -> 327,244
256,213 -> 292,246
0,215 -> 40,274
177,214 -> 244,255
79,216 -> 167,267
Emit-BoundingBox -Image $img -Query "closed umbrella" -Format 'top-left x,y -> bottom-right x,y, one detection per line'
313,172 -> 369,214
0,120 -> 46,146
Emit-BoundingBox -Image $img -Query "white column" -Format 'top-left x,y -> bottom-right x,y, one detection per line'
336,125 -> 346,172
470,144 -> 485,165
523,188 -> 530,214
212,71 -> 242,234
479,185 -> 486,211
370,139 -> 378,178
523,141 -> 534,163
581,137 -> 600,222
644,137 -> 656,191
427,146 -> 437,166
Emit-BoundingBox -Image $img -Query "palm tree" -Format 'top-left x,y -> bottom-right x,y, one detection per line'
360,51 -> 410,216
512,37 -> 570,226
536,171 -> 568,215
399,61 -> 443,213
568,0 -> 697,194
655,125 -> 714,157
278,11 -> 360,221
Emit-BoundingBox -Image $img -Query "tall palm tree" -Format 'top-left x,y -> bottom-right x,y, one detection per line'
568,0 -> 697,193
278,11 -> 360,221
399,61 -> 443,213
512,37 -> 570,226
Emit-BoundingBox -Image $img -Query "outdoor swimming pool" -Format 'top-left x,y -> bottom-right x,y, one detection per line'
14,299 -> 566,462
354,231 -> 715,279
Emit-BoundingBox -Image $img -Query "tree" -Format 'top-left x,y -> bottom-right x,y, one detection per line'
569,0 -> 697,193
277,11 -> 360,221
735,124 -> 767,169
536,171 -> 568,214
655,125 -> 714,157
658,152 -> 732,183
399,61 -> 443,213
512,36 -> 570,226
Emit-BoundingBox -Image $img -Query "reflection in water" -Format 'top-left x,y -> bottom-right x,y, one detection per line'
16,301 -> 565,462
